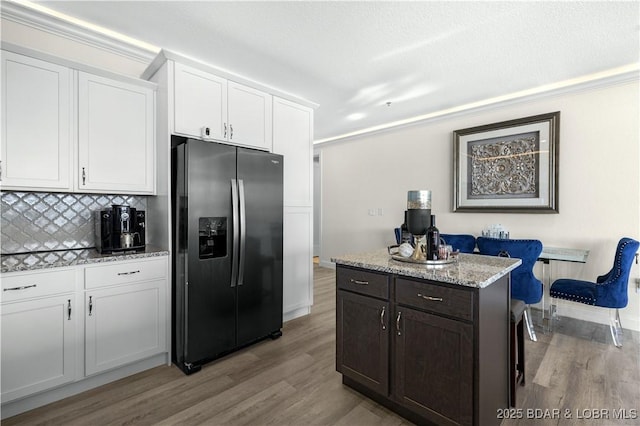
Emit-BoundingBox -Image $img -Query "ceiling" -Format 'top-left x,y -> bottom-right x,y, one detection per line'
25,1 -> 640,142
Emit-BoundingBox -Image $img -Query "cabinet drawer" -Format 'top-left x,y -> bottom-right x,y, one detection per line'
337,266 -> 389,299
85,257 -> 167,289
2,268 -> 76,303
396,278 -> 473,321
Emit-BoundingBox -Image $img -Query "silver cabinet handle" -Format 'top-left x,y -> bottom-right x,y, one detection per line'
4,284 -> 37,291
0,160 -> 3,181
396,311 -> 402,336
82,167 -> 86,185
117,270 -> 140,276
224,123 -> 228,138
417,293 -> 443,302
88,296 -> 93,316
230,124 -> 233,139
67,299 -> 72,320
380,306 -> 386,330
349,279 -> 369,285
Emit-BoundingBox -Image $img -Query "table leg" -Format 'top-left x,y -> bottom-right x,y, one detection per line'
541,258 -> 551,333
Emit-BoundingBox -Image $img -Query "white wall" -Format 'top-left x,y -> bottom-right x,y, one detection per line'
317,80 -> 640,331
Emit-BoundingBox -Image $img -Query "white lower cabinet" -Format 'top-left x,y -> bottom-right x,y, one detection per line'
85,280 -> 166,375
1,294 -> 77,403
1,268 -> 77,403
84,257 -> 167,376
0,256 -> 168,410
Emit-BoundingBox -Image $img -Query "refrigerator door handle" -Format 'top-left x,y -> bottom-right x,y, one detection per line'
231,179 -> 240,287
238,179 -> 246,286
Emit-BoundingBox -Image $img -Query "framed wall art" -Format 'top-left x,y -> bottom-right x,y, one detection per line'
453,111 -> 559,213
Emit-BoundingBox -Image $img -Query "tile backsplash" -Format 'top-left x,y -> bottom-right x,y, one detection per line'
1,192 -> 147,254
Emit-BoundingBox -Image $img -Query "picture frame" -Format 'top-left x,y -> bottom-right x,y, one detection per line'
453,111 -> 559,213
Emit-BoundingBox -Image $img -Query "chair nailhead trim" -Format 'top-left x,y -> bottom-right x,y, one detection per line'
550,291 -> 596,305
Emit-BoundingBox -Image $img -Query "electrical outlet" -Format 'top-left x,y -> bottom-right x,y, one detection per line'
377,208 -> 384,216
368,208 -> 376,216
636,278 -> 640,294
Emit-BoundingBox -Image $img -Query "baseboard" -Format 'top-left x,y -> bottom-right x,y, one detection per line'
552,302 -> 640,332
1,353 -> 168,420
319,259 -> 335,269
283,305 -> 311,322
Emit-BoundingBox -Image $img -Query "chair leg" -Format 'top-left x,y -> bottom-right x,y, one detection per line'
549,300 -> 557,332
517,315 -> 525,386
510,320 -> 516,407
524,305 -> 537,341
509,314 -> 526,407
609,308 -> 623,348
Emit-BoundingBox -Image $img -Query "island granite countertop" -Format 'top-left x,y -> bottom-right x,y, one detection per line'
1,245 -> 169,273
332,248 -> 521,289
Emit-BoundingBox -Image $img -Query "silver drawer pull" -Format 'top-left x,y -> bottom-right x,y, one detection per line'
380,306 -> 386,330
417,293 -> 443,302
396,311 -> 402,336
4,284 -> 37,291
117,270 -> 140,276
349,279 -> 369,285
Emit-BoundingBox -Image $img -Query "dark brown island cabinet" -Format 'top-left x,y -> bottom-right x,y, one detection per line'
335,255 -> 517,426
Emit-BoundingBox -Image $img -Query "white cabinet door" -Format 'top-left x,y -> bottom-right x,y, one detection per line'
172,62 -> 272,151
1,295 -> 76,402
173,62 -> 227,140
283,207 -> 313,320
228,81 -> 272,151
85,280 -> 166,376
78,72 -> 155,194
273,97 -> 313,206
1,51 -> 72,191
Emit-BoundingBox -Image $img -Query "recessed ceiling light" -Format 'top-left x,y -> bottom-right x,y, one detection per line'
347,113 -> 366,121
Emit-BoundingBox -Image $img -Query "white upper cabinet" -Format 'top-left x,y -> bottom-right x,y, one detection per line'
78,72 -> 155,194
1,51 -> 72,191
273,97 -> 313,207
172,62 -> 272,151
173,62 -> 227,141
1,48 -> 156,195
227,81 -> 272,151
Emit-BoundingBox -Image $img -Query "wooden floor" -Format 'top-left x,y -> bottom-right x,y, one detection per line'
5,265 -> 639,425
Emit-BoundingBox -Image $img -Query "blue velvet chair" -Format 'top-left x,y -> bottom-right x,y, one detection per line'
477,237 -> 544,341
440,234 -> 476,254
550,237 -> 639,347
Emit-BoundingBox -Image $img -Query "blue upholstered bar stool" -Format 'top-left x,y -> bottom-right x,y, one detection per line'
477,237 -> 544,341
440,234 -> 476,254
550,237 -> 639,347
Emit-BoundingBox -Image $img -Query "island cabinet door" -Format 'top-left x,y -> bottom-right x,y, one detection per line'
393,307 -> 473,426
336,290 -> 389,396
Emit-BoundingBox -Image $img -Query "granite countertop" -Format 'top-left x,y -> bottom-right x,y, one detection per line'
331,249 -> 522,289
1,246 -> 169,273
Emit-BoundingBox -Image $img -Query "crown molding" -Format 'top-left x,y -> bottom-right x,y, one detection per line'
0,1 -> 157,64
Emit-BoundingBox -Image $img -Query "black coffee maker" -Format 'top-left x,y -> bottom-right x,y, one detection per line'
405,190 -> 432,261
95,204 -> 146,253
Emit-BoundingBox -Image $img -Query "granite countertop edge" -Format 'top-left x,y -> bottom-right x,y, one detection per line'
331,250 -> 522,289
1,247 -> 170,274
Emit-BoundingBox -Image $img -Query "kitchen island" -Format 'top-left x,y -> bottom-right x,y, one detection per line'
332,249 -> 521,426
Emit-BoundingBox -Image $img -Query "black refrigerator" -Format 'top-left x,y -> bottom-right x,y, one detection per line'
171,136 -> 283,374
